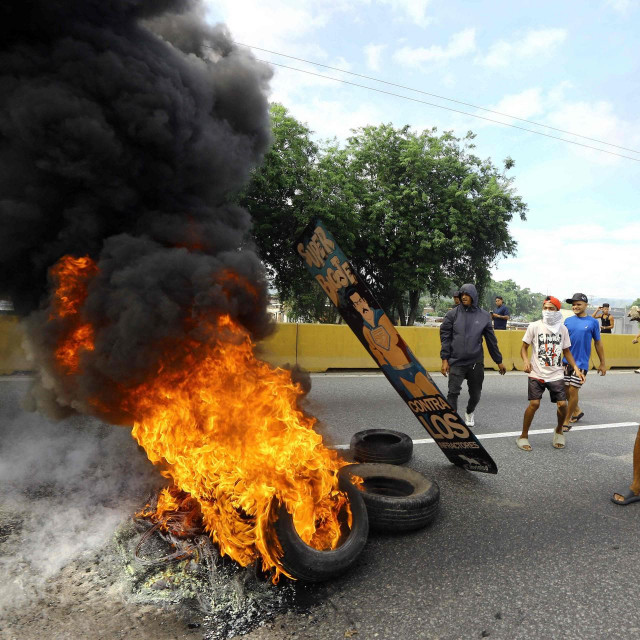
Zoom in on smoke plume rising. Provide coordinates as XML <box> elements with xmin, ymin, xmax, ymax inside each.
<box><xmin>0</xmin><ymin>0</ymin><xmax>274</xmax><ymax>420</ymax></box>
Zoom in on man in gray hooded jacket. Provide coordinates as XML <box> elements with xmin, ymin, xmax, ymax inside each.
<box><xmin>440</xmin><ymin>283</ymin><xmax>506</xmax><ymax>427</ymax></box>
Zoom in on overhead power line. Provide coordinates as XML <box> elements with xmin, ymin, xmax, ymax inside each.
<box><xmin>253</xmin><ymin>58</ymin><xmax>639</xmax><ymax>163</ymax></box>
<box><xmin>235</xmin><ymin>41</ymin><xmax>640</xmax><ymax>157</ymax></box>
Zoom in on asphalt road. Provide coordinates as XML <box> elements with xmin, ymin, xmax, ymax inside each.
<box><xmin>1</xmin><ymin>371</ymin><xmax>639</xmax><ymax>640</ymax></box>
<box><xmin>288</xmin><ymin>370</ymin><xmax>640</xmax><ymax>640</ymax></box>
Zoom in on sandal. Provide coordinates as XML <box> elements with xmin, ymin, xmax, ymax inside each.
<box><xmin>611</xmin><ymin>488</ymin><xmax>640</xmax><ymax>505</ymax></box>
<box><xmin>569</xmin><ymin>412</ymin><xmax>584</xmax><ymax>424</ymax></box>
<box><xmin>516</xmin><ymin>437</ymin><xmax>532</xmax><ymax>451</ymax></box>
<box><xmin>552</xmin><ymin>431</ymin><xmax>565</xmax><ymax>449</ymax></box>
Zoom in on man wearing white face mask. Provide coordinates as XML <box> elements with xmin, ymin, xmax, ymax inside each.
<box><xmin>516</xmin><ymin>296</ymin><xmax>585</xmax><ymax>451</ymax></box>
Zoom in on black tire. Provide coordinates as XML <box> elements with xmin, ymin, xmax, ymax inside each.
<box><xmin>350</xmin><ymin>429</ymin><xmax>413</xmax><ymax>465</ymax></box>
<box><xmin>339</xmin><ymin>463</ymin><xmax>439</xmax><ymax>533</ymax></box>
<box><xmin>273</xmin><ymin>474</ymin><xmax>369</xmax><ymax>582</ymax></box>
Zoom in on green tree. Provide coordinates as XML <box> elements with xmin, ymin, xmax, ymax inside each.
<box><xmin>481</xmin><ymin>279</ymin><xmax>546</xmax><ymax>321</ymax></box>
<box><xmin>331</xmin><ymin>125</ymin><xmax>527</xmax><ymax>324</ymax></box>
<box><xmin>237</xmin><ymin>104</ymin><xmax>341</xmax><ymax>322</ymax></box>
<box><xmin>630</xmin><ymin>297</ymin><xmax>640</xmax><ymax>307</ymax></box>
<box><xmin>241</xmin><ymin>110</ymin><xmax>528</xmax><ymax>325</ymax></box>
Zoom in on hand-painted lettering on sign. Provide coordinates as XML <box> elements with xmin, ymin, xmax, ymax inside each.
<box><xmin>295</xmin><ymin>219</ymin><xmax>497</xmax><ymax>474</ymax></box>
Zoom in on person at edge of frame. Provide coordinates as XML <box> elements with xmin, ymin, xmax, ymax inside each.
<box><xmin>491</xmin><ymin>295</ymin><xmax>510</xmax><ymax>330</ymax></box>
<box><xmin>562</xmin><ymin>292</ymin><xmax>607</xmax><ymax>432</ymax></box>
<box><xmin>516</xmin><ymin>296</ymin><xmax>585</xmax><ymax>451</ymax></box>
<box><xmin>592</xmin><ymin>302</ymin><xmax>614</xmax><ymax>334</ymax></box>
<box><xmin>633</xmin><ymin>329</ymin><xmax>640</xmax><ymax>374</ymax></box>
<box><xmin>439</xmin><ymin>283</ymin><xmax>506</xmax><ymax>428</ymax></box>
<box><xmin>612</xmin><ymin>426</ymin><xmax>640</xmax><ymax>505</ymax></box>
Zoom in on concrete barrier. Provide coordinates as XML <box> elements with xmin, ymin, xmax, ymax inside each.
<box><xmin>0</xmin><ymin>316</ymin><xmax>31</xmax><ymax>374</ymax></box>
<box><xmin>2</xmin><ymin>319</ymin><xmax>639</xmax><ymax>374</ymax></box>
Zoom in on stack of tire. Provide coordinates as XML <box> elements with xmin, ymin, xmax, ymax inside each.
<box><xmin>345</xmin><ymin>429</ymin><xmax>439</xmax><ymax>533</ymax></box>
<box><xmin>273</xmin><ymin>429</ymin><xmax>439</xmax><ymax>581</ymax></box>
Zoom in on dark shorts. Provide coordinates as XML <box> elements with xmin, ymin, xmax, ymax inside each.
<box><xmin>563</xmin><ymin>363</ymin><xmax>588</xmax><ymax>388</ymax></box>
<box><xmin>528</xmin><ymin>377</ymin><xmax>567</xmax><ymax>402</ymax></box>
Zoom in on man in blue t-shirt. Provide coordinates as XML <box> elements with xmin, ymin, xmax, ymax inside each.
<box><xmin>491</xmin><ymin>296</ymin><xmax>510</xmax><ymax>330</ymax></box>
<box><xmin>562</xmin><ymin>292</ymin><xmax>607</xmax><ymax>432</ymax></box>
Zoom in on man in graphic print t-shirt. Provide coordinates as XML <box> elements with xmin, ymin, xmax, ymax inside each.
<box><xmin>516</xmin><ymin>296</ymin><xmax>585</xmax><ymax>451</ymax></box>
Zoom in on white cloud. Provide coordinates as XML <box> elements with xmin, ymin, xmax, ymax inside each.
<box><xmin>286</xmin><ymin>97</ymin><xmax>383</xmax><ymax>141</ymax></box>
<box><xmin>490</xmin><ymin>88</ymin><xmax>545</xmax><ymax>120</ymax></box>
<box><xmin>605</xmin><ymin>0</ymin><xmax>637</xmax><ymax>13</ymax></box>
<box><xmin>492</xmin><ymin>222</ymin><xmax>640</xmax><ymax>299</ymax></box>
<box><xmin>377</xmin><ymin>0</ymin><xmax>434</xmax><ymax>27</ymax></box>
<box><xmin>365</xmin><ymin>43</ymin><xmax>387</xmax><ymax>71</ymax></box>
<box><xmin>440</xmin><ymin>81</ymin><xmax>640</xmax><ymax>167</ymax></box>
<box><xmin>204</xmin><ymin>0</ymin><xmax>350</xmax><ymax>49</ymax></box>
<box><xmin>393</xmin><ymin>28</ymin><xmax>476</xmax><ymax>68</ymax></box>
<box><xmin>478</xmin><ymin>28</ymin><xmax>567</xmax><ymax>68</ymax></box>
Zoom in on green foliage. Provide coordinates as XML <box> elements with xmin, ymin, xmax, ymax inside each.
<box><xmin>631</xmin><ymin>298</ymin><xmax>640</xmax><ymax>307</ymax></box>
<box><xmin>240</xmin><ymin>106</ymin><xmax>528</xmax><ymax>325</ymax></box>
<box><xmin>481</xmin><ymin>279</ymin><xmax>546</xmax><ymax>321</ymax></box>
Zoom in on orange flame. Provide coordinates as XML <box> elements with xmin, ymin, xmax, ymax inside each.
<box><xmin>49</xmin><ymin>255</ymin><xmax>348</xmax><ymax>581</ymax></box>
<box><xmin>50</xmin><ymin>256</ymin><xmax>97</xmax><ymax>373</ymax></box>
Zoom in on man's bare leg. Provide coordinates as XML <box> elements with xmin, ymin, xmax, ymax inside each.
<box><xmin>518</xmin><ymin>399</ymin><xmax>539</xmax><ymax>450</ymax></box>
<box><xmin>563</xmin><ymin>385</ymin><xmax>579</xmax><ymax>431</ymax></box>
<box><xmin>571</xmin><ymin>402</ymin><xmax>583</xmax><ymax>421</ymax></box>
<box><xmin>613</xmin><ymin>426</ymin><xmax>640</xmax><ymax>501</ymax></box>
<box><xmin>556</xmin><ymin>401</ymin><xmax>569</xmax><ymax>434</ymax></box>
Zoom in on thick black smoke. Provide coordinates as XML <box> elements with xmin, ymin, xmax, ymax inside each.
<box><xmin>0</xmin><ymin>0</ymin><xmax>275</xmax><ymax>420</ymax></box>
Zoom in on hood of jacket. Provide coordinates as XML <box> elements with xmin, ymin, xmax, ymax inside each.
<box><xmin>458</xmin><ymin>283</ymin><xmax>478</xmax><ymax>308</ymax></box>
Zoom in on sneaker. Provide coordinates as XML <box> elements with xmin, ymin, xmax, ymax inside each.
<box><xmin>635</xmin><ymin>369</ymin><xmax>640</xmax><ymax>374</ymax></box>
<box><xmin>465</xmin><ymin>412</ymin><xmax>475</xmax><ymax>427</ymax></box>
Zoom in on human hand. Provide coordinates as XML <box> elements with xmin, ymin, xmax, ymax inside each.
<box><xmin>633</xmin><ymin>339</ymin><xmax>638</xmax><ymax>344</ymax></box>
<box><xmin>441</xmin><ymin>360</ymin><xmax>450</xmax><ymax>377</ymax></box>
<box><xmin>598</xmin><ymin>364</ymin><xmax>607</xmax><ymax>376</ymax></box>
<box><xmin>498</xmin><ymin>363</ymin><xmax>507</xmax><ymax>375</ymax></box>
<box><xmin>523</xmin><ymin>361</ymin><xmax>532</xmax><ymax>373</ymax></box>
<box><xmin>577</xmin><ymin>369</ymin><xmax>587</xmax><ymax>383</ymax></box>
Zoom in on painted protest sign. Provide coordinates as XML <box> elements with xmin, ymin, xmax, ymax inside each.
<box><xmin>296</xmin><ymin>219</ymin><xmax>497</xmax><ymax>474</ymax></box>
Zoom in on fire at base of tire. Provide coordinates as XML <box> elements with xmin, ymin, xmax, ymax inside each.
<box><xmin>339</xmin><ymin>463</ymin><xmax>440</xmax><ymax>532</ymax></box>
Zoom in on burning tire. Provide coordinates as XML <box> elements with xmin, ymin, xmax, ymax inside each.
<box><xmin>339</xmin><ymin>463</ymin><xmax>439</xmax><ymax>533</ymax></box>
<box><xmin>350</xmin><ymin>429</ymin><xmax>413</xmax><ymax>465</ymax></box>
<box><xmin>274</xmin><ymin>474</ymin><xmax>369</xmax><ymax>582</ymax></box>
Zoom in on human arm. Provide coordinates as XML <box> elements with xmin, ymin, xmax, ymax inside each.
<box><xmin>483</xmin><ymin>318</ymin><xmax>505</xmax><ymax>374</ymax></box>
<box><xmin>633</xmin><ymin>331</ymin><xmax>640</xmax><ymax>344</ymax></box>
<box><xmin>439</xmin><ymin>310</ymin><xmax>454</xmax><ymax>375</ymax></box>
<box><xmin>562</xmin><ymin>348</ymin><xmax>586</xmax><ymax>383</ymax></box>
<box><xmin>594</xmin><ymin>339</ymin><xmax>607</xmax><ymax>376</ymax></box>
<box><xmin>609</xmin><ymin>316</ymin><xmax>614</xmax><ymax>331</ymax></box>
<box><xmin>521</xmin><ymin>341</ymin><xmax>532</xmax><ymax>373</ymax></box>
<box><xmin>592</xmin><ymin>307</ymin><xmax>603</xmax><ymax>318</ymax></box>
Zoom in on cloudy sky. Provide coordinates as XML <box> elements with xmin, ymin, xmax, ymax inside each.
<box><xmin>205</xmin><ymin>0</ymin><xmax>640</xmax><ymax>301</ymax></box>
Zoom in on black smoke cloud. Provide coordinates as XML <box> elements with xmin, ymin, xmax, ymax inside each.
<box><xmin>0</xmin><ymin>0</ymin><xmax>275</xmax><ymax>420</ymax></box>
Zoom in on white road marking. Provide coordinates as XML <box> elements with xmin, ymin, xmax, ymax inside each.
<box><xmin>331</xmin><ymin>422</ymin><xmax>639</xmax><ymax>449</ymax></box>
<box><xmin>313</xmin><ymin>369</ymin><xmax>638</xmax><ymax>378</ymax></box>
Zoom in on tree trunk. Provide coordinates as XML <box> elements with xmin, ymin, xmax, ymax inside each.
<box><xmin>396</xmin><ymin>299</ymin><xmax>406</xmax><ymax>326</ymax></box>
<box><xmin>407</xmin><ymin>290</ymin><xmax>421</xmax><ymax>326</ymax></box>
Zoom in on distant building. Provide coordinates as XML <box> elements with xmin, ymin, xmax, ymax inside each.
<box><xmin>267</xmin><ymin>293</ymin><xmax>288</xmax><ymax>323</ymax></box>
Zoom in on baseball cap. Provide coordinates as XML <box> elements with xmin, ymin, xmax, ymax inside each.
<box><xmin>544</xmin><ymin>296</ymin><xmax>562</xmax><ymax>310</ymax></box>
<box><xmin>565</xmin><ymin>292</ymin><xmax>588</xmax><ymax>304</ymax></box>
